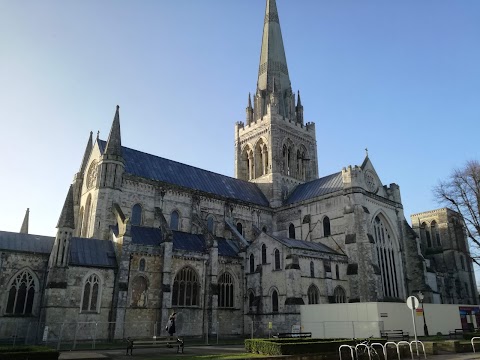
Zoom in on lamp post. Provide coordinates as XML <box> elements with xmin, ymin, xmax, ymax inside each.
<box><xmin>418</xmin><ymin>291</ymin><xmax>429</xmax><ymax>337</ymax></box>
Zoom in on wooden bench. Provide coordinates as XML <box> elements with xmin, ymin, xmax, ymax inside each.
<box><xmin>129</xmin><ymin>336</ymin><xmax>184</xmax><ymax>353</ymax></box>
<box><xmin>380</xmin><ymin>329</ymin><xmax>409</xmax><ymax>341</ymax></box>
<box><xmin>274</xmin><ymin>332</ymin><xmax>312</xmax><ymax>338</ymax></box>
<box><xmin>449</xmin><ymin>329</ymin><xmax>464</xmax><ymax>339</ymax></box>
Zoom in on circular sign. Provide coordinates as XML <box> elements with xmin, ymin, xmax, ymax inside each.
<box><xmin>406</xmin><ymin>296</ymin><xmax>419</xmax><ymax>310</ymax></box>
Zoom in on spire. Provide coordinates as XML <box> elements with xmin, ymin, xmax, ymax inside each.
<box><xmin>246</xmin><ymin>93</ymin><xmax>254</xmax><ymax>125</ymax></box>
<box><xmin>297</xmin><ymin>90</ymin><xmax>302</xmax><ymax>107</ymax></box>
<box><xmin>248</xmin><ymin>93</ymin><xmax>252</xmax><ymax>108</ymax></box>
<box><xmin>20</xmin><ymin>208</ymin><xmax>29</xmax><ymax>234</ymax></box>
<box><xmin>296</xmin><ymin>90</ymin><xmax>303</xmax><ymax>124</ymax></box>
<box><xmin>257</xmin><ymin>0</ymin><xmax>291</xmax><ymax>95</ymax></box>
<box><xmin>104</xmin><ymin>105</ymin><xmax>122</xmax><ymax>158</ymax></box>
<box><xmin>57</xmin><ymin>185</ymin><xmax>75</xmax><ymax>229</ymax></box>
<box><xmin>79</xmin><ymin>131</ymin><xmax>93</xmax><ymax>174</ymax></box>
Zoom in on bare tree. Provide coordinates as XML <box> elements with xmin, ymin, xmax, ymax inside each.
<box><xmin>434</xmin><ymin>160</ymin><xmax>480</xmax><ymax>266</ymax></box>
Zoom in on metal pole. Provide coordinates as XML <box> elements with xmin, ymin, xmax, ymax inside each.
<box><xmin>410</xmin><ymin>297</ymin><xmax>420</xmax><ymax>359</ymax></box>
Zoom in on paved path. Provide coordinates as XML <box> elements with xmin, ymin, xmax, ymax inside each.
<box><xmin>59</xmin><ymin>345</ymin><xmax>480</xmax><ymax>360</ymax></box>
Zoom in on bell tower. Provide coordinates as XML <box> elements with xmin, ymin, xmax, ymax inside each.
<box><xmin>234</xmin><ymin>0</ymin><xmax>318</xmax><ymax>207</ymax></box>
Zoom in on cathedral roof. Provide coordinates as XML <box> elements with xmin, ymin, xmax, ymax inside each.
<box><xmin>285</xmin><ymin>172</ymin><xmax>343</xmax><ymax>204</ymax></box>
<box><xmin>98</xmin><ymin>140</ymin><xmax>269</xmax><ymax>206</ymax></box>
<box><xmin>69</xmin><ymin>237</ymin><xmax>117</xmax><ymax>268</ymax></box>
<box><xmin>127</xmin><ymin>226</ymin><xmax>240</xmax><ymax>257</ymax></box>
<box><xmin>271</xmin><ymin>234</ymin><xmax>344</xmax><ymax>256</ymax></box>
<box><xmin>0</xmin><ymin>230</ymin><xmax>54</xmax><ymax>254</ymax></box>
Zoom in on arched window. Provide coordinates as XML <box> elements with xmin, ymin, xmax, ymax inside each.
<box><xmin>218</xmin><ymin>272</ymin><xmax>234</xmax><ymax>308</ymax></box>
<box><xmin>5</xmin><ymin>270</ymin><xmax>36</xmax><ymax>315</ymax></box>
<box><xmin>207</xmin><ymin>216</ymin><xmax>214</xmax><ymax>233</ymax></box>
<box><xmin>374</xmin><ymin>215</ymin><xmax>402</xmax><ymax>299</ymax></box>
<box><xmin>272</xmin><ymin>290</ymin><xmax>279</xmax><ymax>313</ymax></box>
<box><xmin>308</xmin><ymin>285</ymin><xmax>319</xmax><ymax>304</ymax></box>
<box><xmin>274</xmin><ymin>249</ymin><xmax>281</xmax><ymax>270</ymax></box>
<box><xmin>323</xmin><ymin>216</ymin><xmax>331</xmax><ymax>237</ymax></box>
<box><xmin>261</xmin><ymin>244</ymin><xmax>267</xmax><ymax>264</ymax></box>
<box><xmin>248</xmin><ymin>292</ymin><xmax>255</xmax><ymax>309</ymax></box>
<box><xmin>81</xmin><ymin>274</ymin><xmax>100</xmax><ymax>312</ymax></box>
<box><xmin>262</xmin><ymin>226</ymin><xmax>267</xmax><ymax>233</ymax></box>
<box><xmin>431</xmin><ymin>221</ymin><xmax>441</xmax><ymax>246</ymax></box>
<box><xmin>78</xmin><ymin>206</ymin><xmax>84</xmax><ymax>236</ymax></box>
<box><xmin>82</xmin><ymin>194</ymin><xmax>92</xmax><ymax>237</ymax></box>
<box><xmin>249</xmin><ymin>254</ymin><xmax>255</xmax><ymax>273</ymax></box>
<box><xmin>336</xmin><ymin>264</ymin><xmax>340</xmax><ymax>279</ymax></box>
<box><xmin>334</xmin><ymin>286</ymin><xmax>346</xmax><ymax>303</ymax></box>
<box><xmin>172</xmin><ymin>267</ymin><xmax>199</xmax><ymax>307</ymax></box>
<box><xmin>139</xmin><ymin>258</ymin><xmax>146</xmax><ymax>271</ymax></box>
<box><xmin>131</xmin><ymin>276</ymin><xmax>148</xmax><ymax>307</ymax></box>
<box><xmin>425</xmin><ymin>229</ymin><xmax>432</xmax><ymax>248</ymax></box>
<box><xmin>131</xmin><ymin>204</ymin><xmax>142</xmax><ymax>226</ymax></box>
<box><xmin>310</xmin><ymin>261</ymin><xmax>314</xmax><ymax>278</ymax></box>
<box><xmin>170</xmin><ymin>210</ymin><xmax>179</xmax><ymax>230</ymax></box>
<box><xmin>288</xmin><ymin>223</ymin><xmax>295</xmax><ymax>239</ymax></box>
<box><xmin>236</xmin><ymin>222</ymin><xmax>243</xmax><ymax>235</ymax></box>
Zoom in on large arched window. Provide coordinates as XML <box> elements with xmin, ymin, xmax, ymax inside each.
<box><xmin>323</xmin><ymin>216</ymin><xmax>331</xmax><ymax>237</ymax></box>
<box><xmin>310</xmin><ymin>261</ymin><xmax>314</xmax><ymax>278</ymax></box>
<box><xmin>272</xmin><ymin>290</ymin><xmax>279</xmax><ymax>313</ymax></box>
<box><xmin>170</xmin><ymin>210</ymin><xmax>179</xmax><ymax>230</ymax></box>
<box><xmin>81</xmin><ymin>273</ymin><xmax>100</xmax><ymax>312</ymax></box>
<box><xmin>431</xmin><ymin>221</ymin><xmax>441</xmax><ymax>246</ymax></box>
<box><xmin>334</xmin><ymin>286</ymin><xmax>346</xmax><ymax>303</ymax></box>
<box><xmin>249</xmin><ymin>254</ymin><xmax>255</xmax><ymax>273</ymax></box>
<box><xmin>236</xmin><ymin>222</ymin><xmax>243</xmax><ymax>235</ymax></box>
<box><xmin>5</xmin><ymin>269</ymin><xmax>36</xmax><ymax>315</ymax></box>
<box><xmin>82</xmin><ymin>194</ymin><xmax>92</xmax><ymax>237</ymax></box>
<box><xmin>218</xmin><ymin>272</ymin><xmax>234</xmax><ymax>308</ymax></box>
<box><xmin>374</xmin><ymin>215</ymin><xmax>402</xmax><ymax>299</ymax></box>
<box><xmin>336</xmin><ymin>264</ymin><xmax>340</xmax><ymax>279</ymax></box>
<box><xmin>131</xmin><ymin>276</ymin><xmax>148</xmax><ymax>307</ymax></box>
<box><xmin>274</xmin><ymin>249</ymin><xmax>281</xmax><ymax>270</ymax></box>
<box><xmin>172</xmin><ymin>267</ymin><xmax>199</xmax><ymax>307</ymax></box>
<box><xmin>288</xmin><ymin>223</ymin><xmax>295</xmax><ymax>239</ymax></box>
<box><xmin>131</xmin><ymin>204</ymin><xmax>142</xmax><ymax>226</ymax></box>
<box><xmin>207</xmin><ymin>216</ymin><xmax>214</xmax><ymax>233</ymax></box>
<box><xmin>261</xmin><ymin>244</ymin><xmax>267</xmax><ymax>264</ymax></box>
<box><xmin>308</xmin><ymin>285</ymin><xmax>319</xmax><ymax>304</ymax></box>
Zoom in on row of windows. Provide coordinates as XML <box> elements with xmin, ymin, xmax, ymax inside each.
<box><xmin>288</xmin><ymin>217</ymin><xmax>331</xmax><ymax>239</ymax></box>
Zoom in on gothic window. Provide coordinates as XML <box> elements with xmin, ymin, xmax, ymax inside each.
<box><xmin>374</xmin><ymin>215</ymin><xmax>402</xmax><ymax>299</ymax></box>
<box><xmin>310</xmin><ymin>261</ymin><xmax>314</xmax><ymax>278</ymax></box>
<box><xmin>261</xmin><ymin>244</ymin><xmax>267</xmax><ymax>264</ymax></box>
<box><xmin>336</xmin><ymin>264</ymin><xmax>340</xmax><ymax>279</ymax></box>
<box><xmin>254</xmin><ymin>139</ymin><xmax>268</xmax><ymax>178</ymax></box>
<box><xmin>5</xmin><ymin>269</ymin><xmax>36</xmax><ymax>315</ymax></box>
<box><xmin>425</xmin><ymin>229</ymin><xmax>432</xmax><ymax>248</ymax></box>
<box><xmin>308</xmin><ymin>285</ymin><xmax>319</xmax><ymax>304</ymax></box>
<box><xmin>86</xmin><ymin>160</ymin><xmax>98</xmax><ymax>189</ymax></box>
<box><xmin>274</xmin><ymin>249</ymin><xmax>281</xmax><ymax>270</ymax></box>
<box><xmin>207</xmin><ymin>216</ymin><xmax>214</xmax><ymax>233</ymax></box>
<box><xmin>249</xmin><ymin>254</ymin><xmax>255</xmax><ymax>273</ymax></box>
<box><xmin>262</xmin><ymin>226</ymin><xmax>267</xmax><ymax>233</ymax></box>
<box><xmin>130</xmin><ymin>276</ymin><xmax>148</xmax><ymax>307</ymax></box>
<box><xmin>420</xmin><ymin>222</ymin><xmax>428</xmax><ymax>247</ymax></box>
<box><xmin>282</xmin><ymin>145</ymin><xmax>287</xmax><ymax>175</ymax></box>
<box><xmin>334</xmin><ymin>286</ymin><xmax>346</xmax><ymax>303</ymax></box>
<box><xmin>131</xmin><ymin>204</ymin><xmax>142</xmax><ymax>226</ymax></box>
<box><xmin>82</xmin><ymin>194</ymin><xmax>92</xmax><ymax>237</ymax></box>
<box><xmin>431</xmin><ymin>221</ymin><xmax>440</xmax><ymax>246</ymax></box>
<box><xmin>324</xmin><ymin>260</ymin><xmax>331</xmax><ymax>274</ymax></box>
<box><xmin>81</xmin><ymin>273</ymin><xmax>100</xmax><ymax>312</ymax></box>
<box><xmin>218</xmin><ymin>272</ymin><xmax>234</xmax><ymax>308</ymax></box>
<box><xmin>272</xmin><ymin>290</ymin><xmax>279</xmax><ymax>313</ymax></box>
<box><xmin>248</xmin><ymin>291</ymin><xmax>255</xmax><ymax>309</ymax></box>
<box><xmin>172</xmin><ymin>267</ymin><xmax>199</xmax><ymax>307</ymax></box>
<box><xmin>323</xmin><ymin>217</ymin><xmax>331</xmax><ymax>237</ymax></box>
<box><xmin>170</xmin><ymin>210</ymin><xmax>179</xmax><ymax>230</ymax></box>
<box><xmin>139</xmin><ymin>258</ymin><xmax>146</xmax><ymax>272</ymax></box>
<box><xmin>288</xmin><ymin>223</ymin><xmax>295</xmax><ymax>239</ymax></box>
<box><xmin>78</xmin><ymin>207</ymin><xmax>84</xmax><ymax>236</ymax></box>
<box><xmin>236</xmin><ymin>222</ymin><xmax>243</xmax><ymax>235</ymax></box>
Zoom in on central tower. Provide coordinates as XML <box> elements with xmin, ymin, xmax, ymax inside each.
<box><xmin>235</xmin><ymin>0</ymin><xmax>318</xmax><ymax>207</ymax></box>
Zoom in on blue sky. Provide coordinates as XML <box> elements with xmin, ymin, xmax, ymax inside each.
<box><xmin>1</xmin><ymin>0</ymin><xmax>479</xmax><ymax>253</ymax></box>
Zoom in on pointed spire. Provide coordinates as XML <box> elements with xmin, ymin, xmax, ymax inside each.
<box><xmin>297</xmin><ymin>90</ymin><xmax>302</xmax><ymax>107</ymax></box>
<box><xmin>20</xmin><ymin>208</ymin><xmax>29</xmax><ymax>234</ymax></box>
<box><xmin>104</xmin><ymin>105</ymin><xmax>122</xmax><ymax>157</ymax></box>
<box><xmin>57</xmin><ymin>185</ymin><xmax>75</xmax><ymax>229</ymax></box>
<box><xmin>246</xmin><ymin>93</ymin><xmax>254</xmax><ymax>125</ymax></box>
<box><xmin>296</xmin><ymin>90</ymin><xmax>304</xmax><ymax>124</ymax></box>
<box><xmin>79</xmin><ymin>131</ymin><xmax>93</xmax><ymax>174</ymax></box>
<box><xmin>257</xmin><ymin>0</ymin><xmax>291</xmax><ymax>95</ymax></box>
<box><xmin>248</xmin><ymin>93</ymin><xmax>252</xmax><ymax>108</ymax></box>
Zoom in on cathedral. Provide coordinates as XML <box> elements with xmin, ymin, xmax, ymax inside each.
<box><xmin>0</xmin><ymin>0</ymin><xmax>477</xmax><ymax>342</ymax></box>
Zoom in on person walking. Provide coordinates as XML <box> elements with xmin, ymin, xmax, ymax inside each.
<box><xmin>125</xmin><ymin>337</ymin><xmax>134</xmax><ymax>356</ymax></box>
<box><xmin>165</xmin><ymin>312</ymin><xmax>176</xmax><ymax>348</ymax></box>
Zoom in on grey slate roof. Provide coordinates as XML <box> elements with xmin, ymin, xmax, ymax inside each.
<box><xmin>69</xmin><ymin>237</ymin><xmax>117</xmax><ymax>268</ymax></box>
<box><xmin>272</xmin><ymin>234</ymin><xmax>344</xmax><ymax>256</ymax></box>
<box><xmin>285</xmin><ymin>172</ymin><xmax>343</xmax><ymax>204</ymax></box>
<box><xmin>127</xmin><ymin>226</ymin><xmax>240</xmax><ymax>257</ymax></box>
<box><xmin>0</xmin><ymin>231</ymin><xmax>54</xmax><ymax>254</ymax></box>
<box><xmin>98</xmin><ymin>141</ymin><xmax>269</xmax><ymax>206</ymax></box>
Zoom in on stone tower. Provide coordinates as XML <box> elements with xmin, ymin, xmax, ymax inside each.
<box><xmin>234</xmin><ymin>0</ymin><xmax>318</xmax><ymax>207</ymax></box>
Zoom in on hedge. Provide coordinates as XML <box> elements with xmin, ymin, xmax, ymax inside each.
<box><xmin>245</xmin><ymin>338</ymin><xmax>365</xmax><ymax>355</ymax></box>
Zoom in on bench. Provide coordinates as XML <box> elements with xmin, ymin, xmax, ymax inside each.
<box><xmin>449</xmin><ymin>329</ymin><xmax>464</xmax><ymax>339</ymax></box>
<box><xmin>128</xmin><ymin>336</ymin><xmax>184</xmax><ymax>353</ymax></box>
<box><xmin>274</xmin><ymin>332</ymin><xmax>312</xmax><ymax>338</ymax></box>
<box><xmin>380</xmin><ymin>330</ymin><xmax>409</xmax><ymax>341</ymax></box>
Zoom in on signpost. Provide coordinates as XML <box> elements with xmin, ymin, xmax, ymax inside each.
<box><xmin>406</xmin><ymin>295</ymin><xmax>420</xmax><ymax>359</ymax></box>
